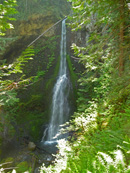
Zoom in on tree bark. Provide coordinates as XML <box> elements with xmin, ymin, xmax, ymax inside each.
<box><xmin>119</xmin><ymin>0</ymin><xmax>125</xmax><ymax>76</ymax></box>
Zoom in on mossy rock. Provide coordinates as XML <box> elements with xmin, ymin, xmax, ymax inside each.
<box><xmin>16</xmin><ymin>161</ymin><xmax>31</xmax><ymax>173</ymax></box>
<box><xmin>0</xmin><ymin>157</ymin><xmax>14</xmax><ymax>169</ymax></box>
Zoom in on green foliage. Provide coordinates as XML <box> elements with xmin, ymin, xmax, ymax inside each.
<box><xmin>41</xmin><ymin>101</ymin><xmax>130</xmax><ymax>172</ymax></box>
<box><xmin>0</xmin><ymin>1</ymin><xmax>129</xmax><ymax>172</ymax></box>
<box><xmin>0</xmin><ymin>90</ymin><xmax>19</xmax><ymax>106</ymax></box>
<box><xmin>16</xmin><ymin>161</ymin><xmax>31</xmax><ymax>173</ymax></box>
<box><xmin>13</xmin><ymin>46</ymin><xmax>34</xmax><ymax>73</ymax></box>
<box><xmin>15</xmin><ymin>0</ymin><xmax>70</xmax><ymax>20</ymax></box>
<box><xmin>0</xmin><ymin>0</ymin><xmax>17</xmax><ymax>36</ymax></box>
<box><xmin>0</xmin><ymin>157</ymin><xmax>15</xmax><ymax>173</ymax></box>
<box><xmin>45</xmin><ymin>55</ymin><xmax>60</xmax><ymax>91</ymax></box>
<box><xmin>65</xmin><ymin>149</ymin><xmax>130</xmax><ymax>173</ymax></box>
<box><xmin>68</xmin><ymin>0</ymin><xmax>129</xmax><ymax>113</ymax></box>
<box><xmin>0</xmin><ymin>46</ymin><xmax>34</xmax><ymax>77</ymax></box>
<box><xmin>15</xmin><ymin>93</ymin><xmax>47</xmax><ymax>140</ymax></box>
<box><xmin>34</xmin><ymin>36</ymin><xmax>58</xmax><ymax>55</ymax></box>
<box><xmin>0</xmin><ymin>46</ymin><xmax>35</xmax><ymax>151</ymax></box>
<box><xmin>40</xmin><ymin>0</ymin><xmax>130</xmax><ymax>172</ymax></box>
<box><xmin>47</xmin><ymin>55</ymin><xmax>55</xmax><ymax>70</ymax></box>
<box><xmin>0</xmin><ymin>37</ymin><xmax>18</xmax><ymax>54</ymax></box>
<box><xmin>16</xmin><ymin>109</ymin><xmax>45</xmax><ymax>140</ymax></box>
<box><xmin>18</xmin><ymin>94</ymin><xmax>42</xmax><ymax>109</ymax></box>
<box><xmin>66</xmin><ymin>55</ymin><xmax>78</xmax><ymax>88</ymax></box>
<box><xmin>31</xmin><ymin>36</ymin><xmax>58</xmax><ymax>82</ymax></box>
<box><xmin>0</xmin><ymin>46</ymin><xmax>34</xmax><ymax>106</ymax></box>
<box><xmin>34</xmin><ymin>70</ymin><xmax>45</xmax><ymax>82</ymax></box>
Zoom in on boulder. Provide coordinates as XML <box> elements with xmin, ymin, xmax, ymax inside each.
<box><xmin>28</xmin><ymin>142</ymin><xmax>36</xmax><ymax>151</ymax></box>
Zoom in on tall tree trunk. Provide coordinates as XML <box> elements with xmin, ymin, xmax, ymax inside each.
<box><xmin>26</xmin><ymin>0</ymin><xmax>28</xmax><ymax>12</ymax></box>
<box><xmin>119</xmin><ymin>0</ymin><xmax>125</xmax><ymax>76</ymax></box>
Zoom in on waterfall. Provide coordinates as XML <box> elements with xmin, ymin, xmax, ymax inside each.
<box><xmin>46</xmin><ymin>19</ymin><xmax>70</xmax><ymax>141</ymax></box>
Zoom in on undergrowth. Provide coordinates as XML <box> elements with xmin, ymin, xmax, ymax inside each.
<box><xmin>40</xmin><ymin>0</ymin><xmax>130</xmax><ymax>171</ymax></box>
<box><xmin>40</xmin><ymin>98</ymin><xmax>130</xmax><ymax>173</ymax></box>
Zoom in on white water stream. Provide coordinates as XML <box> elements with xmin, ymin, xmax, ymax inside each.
<box><xmin>43</xmin><ymin>19</ymin><xmax>70</xmax><ymax>142</ymax></box>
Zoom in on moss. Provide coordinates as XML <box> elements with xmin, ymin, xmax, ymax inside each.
<box><xmin>15</xmin><ymin>111</ymin><xmax>45</xmax><ymax>141</ymax></box>
<box><xmin>16</xmin><ymin>161</ymin><xmax>31</xmax><ymax>173</ymax></box>
<box><xmin>0</xmin><ymin>157</ymin><xmax>14</xmax><ymax>169</ymax></box>
<box><xmin>2</xmin><ymin>157</ymin><xmax>14</xmax><ymax>163</ymax></box>
<box><xmin>66</xmin><ymin>55</ymin><xmax>78</xmax><ymax>97</ymax></box>
<box><xmin>15</xmin><ymin>93</ymin><xmax>46</xmax><ymax>140</ymax></box>
<box><xmin>20</xmin><ymin>94</ymin><xmax>42</xmax><ymax>108</ymax></box>
<box><xmin>28</xmin><ymin>112</ymin><xmax>45</xmax><ymax>140</ymax></box>
<box><xmin>66</xmin><ymin>55</ymin><xmax>78</xmax><ymax>86</ymax></box>
<box><xmin>15</xmin><ymin>52</ymin><xmax>61</xmax><ymax>140</ymax></box>
<box><xmin>45</xmin><ymin>55</ymin><xmax>60</xmax><ymax>90</ymax></box>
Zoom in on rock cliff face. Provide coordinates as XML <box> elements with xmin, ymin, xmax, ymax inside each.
<box><xmin>15</xmin><ymin>14</ymin><xmax>56</xmax><ymax>36</ymax></box>
<box><xmin>0</xmin><ymin>0</ymin><xmax>85</xmax><ymax>146</ymax></box>
<box><xmin>0</xmin><ymin>0</ymin><xmax>70</xmax><ymax>58</ymax></box>
<box><xmin>0</xmin><ymin>2</ymin><xmax>87</xmax><ymax>166</ymax></box>
<box><xmin>0</xmin><ymin>0</ymin><xmax>74</xmax><ymax>143</ymax></box>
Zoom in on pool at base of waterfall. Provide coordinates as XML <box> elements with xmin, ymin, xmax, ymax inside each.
<box><xmin>39</xmin><ymin>140</ymin><xmax>58</xmax><ymax>154</ymax></box>
<box><xmin>44</xmin><ymin>140</ymin><xmax>58</xmax><ymax>145</ymax></box>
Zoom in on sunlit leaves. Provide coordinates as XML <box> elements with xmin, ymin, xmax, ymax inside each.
<box><xmin>0</xmin><ymin>0</ymin><xmax>17</xmax><ymax>35</ymax></box>
<box><xmin>0</xmin><ymin>46</ymin><xmax>34</xmax><ymax>106</ymax></box>
<box><xmin>0</xmin><ymin>46</ymin><xmax>34</xmax><ymax>77</ymax></box>
<box><xmin>41</xmin><ymin>139</ymin><xmax>71</xmax><ymax>173</ymax></box>
<box><xmin>0</xmin><ymin>90</ymin><xmax>19</xmax><ymax>106</ymax></box>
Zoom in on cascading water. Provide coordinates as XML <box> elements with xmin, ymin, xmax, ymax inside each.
<box><xmin>45</xmin><ymin>19</ymin><xmax>70</xmax><ymax>142</ymax></box>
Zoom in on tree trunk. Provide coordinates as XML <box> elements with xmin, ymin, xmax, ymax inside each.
<box><xmin>25</xmin><ymin>0</ymin><xmax>27</xmax><ymax>12</ymax></box>
<box><xmin>119</xmin><ymin>0</ymin><xmax>125</xmax><ymax>76</ymax></box>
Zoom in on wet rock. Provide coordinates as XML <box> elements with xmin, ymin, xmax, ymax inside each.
<box><xmin>28</xmin><ymin>142</ymin><xmax>36</xmax><ymax>151</ymax></box>
<box><xmin>23</xmin><ymin>136</ymin><xmax>30</xmax><ymax>144</ymax></box>
<box><xmin>34</xmin><ymin>167</ymin><xmax>40</xmax><ymax>173</ymax></box>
